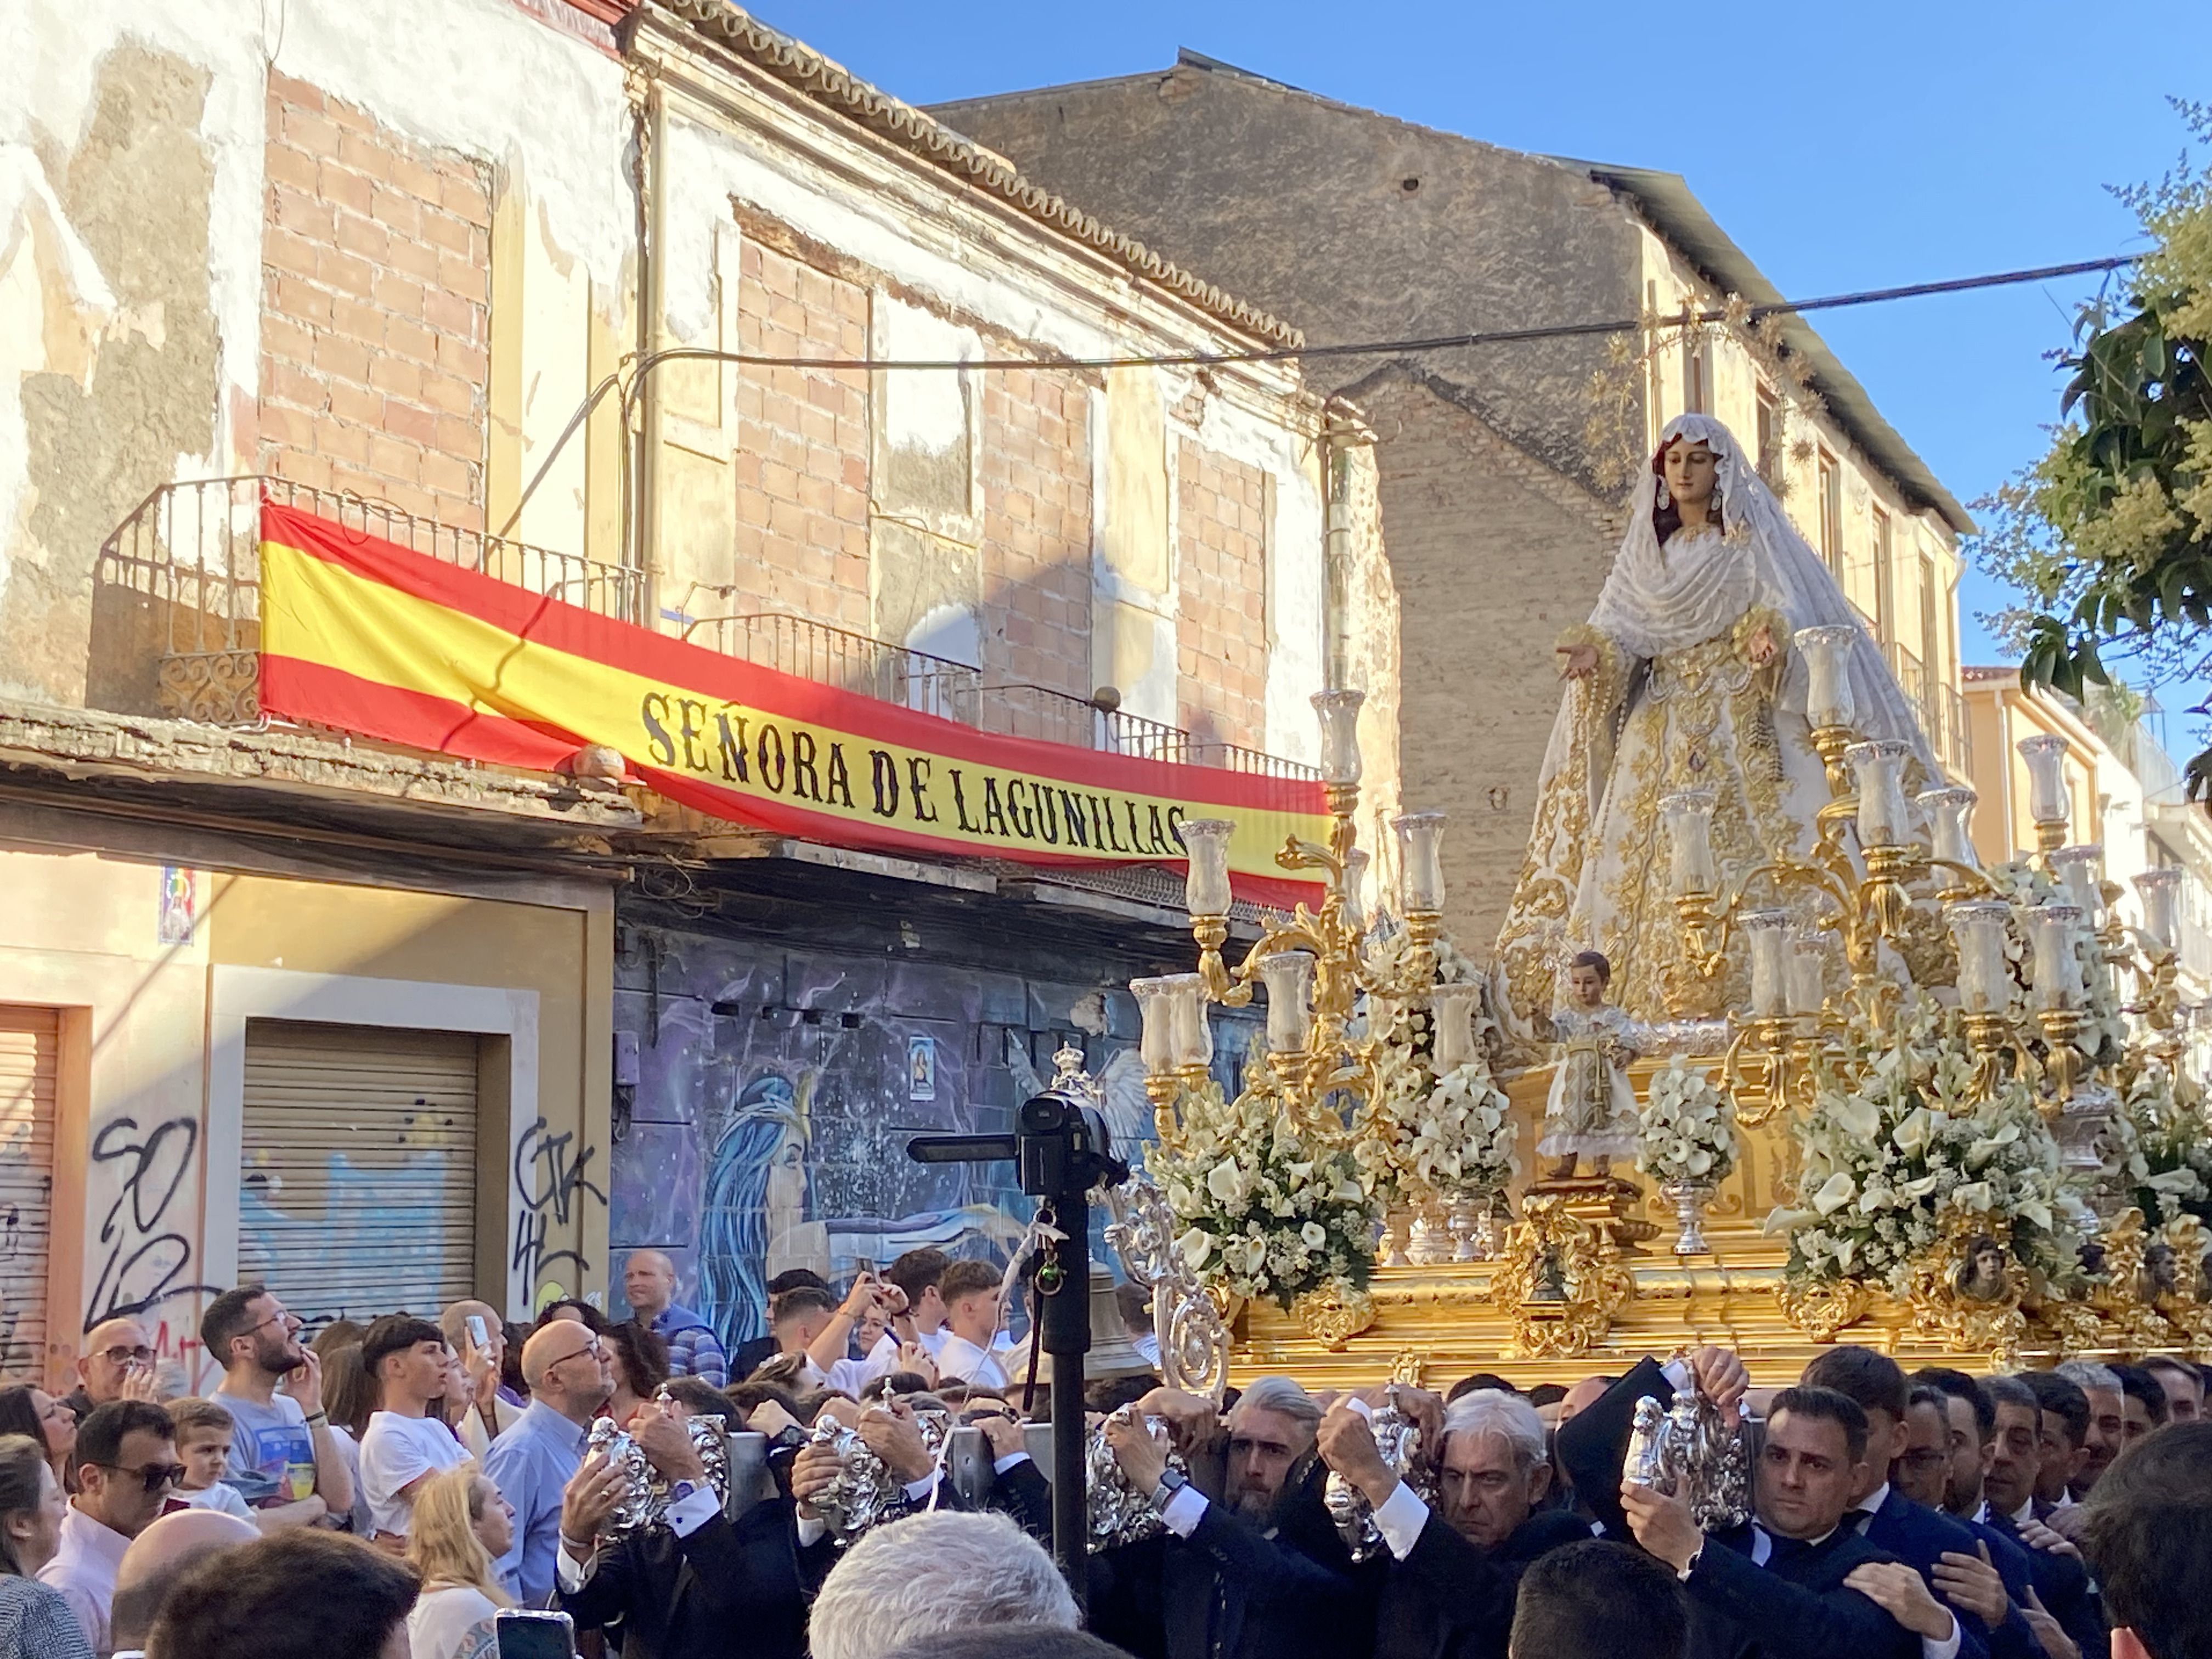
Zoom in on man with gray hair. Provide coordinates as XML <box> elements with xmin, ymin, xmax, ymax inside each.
<box><xmin>1099</xmin><ymin>1378</ymin><xmax>1364</xmax><ymax>1659</ymax></box>
<box><xmin>1320</xmin><ymin>1386</ymin><xmax>1590</xmax><ymax>1659</ymax></box>
<box><xmin>2053</xmin><ymin>1360</ymin><xmax>2125</xmax><ymax>1502</ymax></box>
<box><xmin>809</xmin><ymin>1510</ymin><xmax>1078</xmax><ymax>1659</ymax></box>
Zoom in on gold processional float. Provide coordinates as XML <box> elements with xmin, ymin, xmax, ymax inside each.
<box><xmin>1100</xmin><ymin>652</ymin><xmax>2212</xmax><ymax>1389</ymax></box>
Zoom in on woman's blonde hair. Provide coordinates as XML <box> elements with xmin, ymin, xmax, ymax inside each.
<box><xmin>404</xmin><ymin>1466</ymin><xmax>512</xmax><ymax>1606</ymax></box>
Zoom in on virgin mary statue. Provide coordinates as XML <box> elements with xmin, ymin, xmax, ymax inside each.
<box><xmin>1492</xmin><ymin>413</ymin><xmax>1933</xmax><ymax>1036</ymax></box>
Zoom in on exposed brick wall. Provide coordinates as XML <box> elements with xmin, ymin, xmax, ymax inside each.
<box><xmin>731</xmin><ymin>240</ymin><xmax>871</xmax><ymax>632</ymax></box>
<box><xmin>1175</xmin><ymin>438</ymin><xmax>1268</xmax><ymax>749</ymax></box>
<box><xmin>1355</xmin><ymin>373</ymin><xmax>1621</xmax><ymax>950</ymax></box>
<box><xmin>980</xmin><ymin>367</ymin><xmax>1092</xmax><ymax>695</ymax></box>
<box><xmin>258</xmin><ymin>71</ymin><xmax>491</xmax><ymax>528</ymax></box>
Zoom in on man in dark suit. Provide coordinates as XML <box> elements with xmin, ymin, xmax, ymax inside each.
<box><xmin>1316</xmin><ymin>1385</ymin><xmax>1591</xmax><ymax>1659</ymax></box>
<box><xmin>1097</xmin><ymin>1376</ymin><xmax>1366</xmax><ymax>1659</ymax></box>
<box><xmin>556</xmin><ymin>1396</ymin><xmax>809</xmax><ymax>1659</ymax></box>
<box><xmin>1558</xmin><ymin>1363</ymin><xmax>1926</xmax><ymax>1659</ymax></box>
<box><xmin>1802</xmin><ymin>1347</ymin><xmax>2017</xmax><ymax>1659</ymax></box>
<box><xmin>1914</xmin><ymin>1369</ymin><xmax>2103</xmax><ymax>1659</ymax></box>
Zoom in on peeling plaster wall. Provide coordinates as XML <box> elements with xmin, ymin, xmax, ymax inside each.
<box><xmin>4</xmin><ymin>0</ymin><xmax>630</xmax><ymax>708</ymax></box>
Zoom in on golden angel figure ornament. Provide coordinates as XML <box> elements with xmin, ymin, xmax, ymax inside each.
<box><xmin>1541</xmin><ymin>950</ymin><xmax>1643</xmax><ymax>1181</ymax></box>
<box><xmin>1493</xmin><ymin>414</ymin><xmax>1934</xmax><ymax>1034</ymax></box>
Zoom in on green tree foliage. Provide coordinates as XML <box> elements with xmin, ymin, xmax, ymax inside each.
<box><xmin>1974</xmin><ymin>103</ymin><xmax>2212</xmax><ymax>791</ymax></box>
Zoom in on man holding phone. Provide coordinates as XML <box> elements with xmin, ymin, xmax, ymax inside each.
<box><xmin>443</xmin><ymin>1300</ymin><xmax>524</xmax><ymax>1459</ymax></box>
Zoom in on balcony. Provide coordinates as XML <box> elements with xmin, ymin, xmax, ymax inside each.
<box><xmin>95</xmin><ymin>478</ymin><xmax>1317</xmax><ymax>781</ymax></box>
<box><xmin>1881</xmin><ymin>639</ymin><xmax>1972</xmax><ymax>778</ymax></box>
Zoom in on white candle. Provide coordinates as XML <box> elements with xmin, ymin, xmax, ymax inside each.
<box><xmin>1393</xmin><ymin>812</ymin><xmax>1448</xmax><ymax>915</ymax></box>
<box><xmin>1917</xmin><ymin>787</ymin><xmax>1978</xmax><ymax>870</ymax></box>
<box><xmin>1740</xmin><ymin>910</ymin><xmax>1791</xmax><ymax>1018</ymax></box>
<box><xmin>1429</xmin><ymin>983</ymin><xmax>1480</xmax><ymax>1073</ymax></box>
<box><xmin>2050</xmin><ymin>845</ymin><xmax>2104</xmax><ymax>921</ymax></box>
<box><xmin>2017</xmin><ymin>735</ymin><xmax>2072</xmax><ymax>830</ymax></box>
<box><xmin>1661</xmin><ymin>790</ymin><xmax>1718</xmax><ymax>894</ymax></box>
<box><xmin>1786</xmin><ymin>933</ymin><xmax>1829</xmax><ymax>1017</ymax></box>
<box><xmin>1795</xmin><ymin>625</ymin><xmax>1860</xmax><ymax>730</ymax></box>
<box><xmin>1178</xmin><ymin>818</ymin><xmax>1236</xmax><ymax>918</ymax></box>
<box><xmin>1310</xmin><ymin>690</ymin><xmax>1365</xmax><ymax>786</ymax></box>
<box><xmin>1847</xmin><ymin>740</ymin><xmax>1914</xmax><ymax>849</ymax></box>
<box><xmin>1256</xmin><ymin>952</ymin><xmax>1315</xmax><ymax>1055</ymax></box>
<box><xmin>1341</xmin><ymin>848</ymin><xmax>1370</xmax><ymax>930</ymax></box>
<box><xmin>2136</xmin><ymin>867</ymin><xmax>2182</xmax><ymax>951</ymax></box>
<box><xmin>1130</xmin><ymin>976</ymin><xmax>1177</xmax><ymax>1074</ymax></box>
<box><xmin>2029</xmin><ymin>902</ymin><xmax>2085</xmax><ymax>1012</ymax></box>
<box><xmin>1945</xmin><ymin>901</ymin><xmax>2012</xmax><ymax>1015</ymax></box>
<box><xmin>1164</xmin><ymin>973</ymin><xmax>1213</xmax><ymax>1067</ymax></box>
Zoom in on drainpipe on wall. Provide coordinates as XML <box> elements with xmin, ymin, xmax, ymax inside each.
<box><xmin>633</xmin><ymin>70</ymin><xmax>669</xmax><ymax>633</ymax></box>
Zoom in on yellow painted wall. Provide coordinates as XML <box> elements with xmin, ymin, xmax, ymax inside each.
<box><xmin>0</xmin><ymin>847</ymin><xmax>209</xmax><ymax>1392</ymax></box>
<box><xmin>206</xmin><ymin>873</ymin><xmax>614</xmax><ymax>1314</ymax></box>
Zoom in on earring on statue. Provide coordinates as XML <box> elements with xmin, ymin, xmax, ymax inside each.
<box><xmin>1655</xmin><ymin>480</ymin><xmax>1671</xmax><ymax>509</ymax></box>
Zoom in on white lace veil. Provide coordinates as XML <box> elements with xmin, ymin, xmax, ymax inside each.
<box><xmin>1589</xmin><ymin>413</ymin><xmax>1931</xmax><ymax>760</ymax></box>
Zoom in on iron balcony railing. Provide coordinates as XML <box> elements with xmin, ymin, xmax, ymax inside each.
<box><xmin>96</xmin><ymin>477</ymin><xmax>646</xmax><ymax>724</ymax></box>
<box><xmin>1881</xmin><ymin>639</ymin><xmax>1973</xmax><ymax>778</ymax></box>
<box><xmin>686</xmin><ymin>612</ymin><xmax>1320</xmax><ymax>780</ymax></box>
<box><xmin>95</xmin><ymin>478</ymin><xmax>1320</xmax><ymax>780</ymax></box>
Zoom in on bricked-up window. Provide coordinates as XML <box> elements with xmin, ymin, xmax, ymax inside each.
<box><xmin>979</xmin><ymin>366</ymin><xmax>1092</xmax><ymax>696</ymax></box>
<box><xmin>730</xmin><ymin>239</ymin><xmax>871</xmax><ymax>632</ymax></box>
<box><xmin>258</xmin><ymin>71</ymin><xmax>491</xmax><ymax>528</ymax></box>
<box><xmin>1176</xmin><ymin>439</ymin><xmax>1269</xmax><ymax>751</ymax></box>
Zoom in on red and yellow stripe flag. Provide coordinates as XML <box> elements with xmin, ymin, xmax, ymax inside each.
<box><xmin>258</xmin><ymin>501</ymin><xmax>1329</xmax><ymax>906</ymax></box>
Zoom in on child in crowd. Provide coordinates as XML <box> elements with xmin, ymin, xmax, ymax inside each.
<box><xmin>166</xmin><ymin>1396</ymin><xmax>258</xmax><ymax>1522</ymax></box>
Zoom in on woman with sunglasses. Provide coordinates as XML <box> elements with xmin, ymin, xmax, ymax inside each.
<box><xmin>0</xmin><ymin>1387</ymin><xmax>76</xmax><ymax>1492</ymax></box>
<box><xmin>0</xmin><ymin>1432</ymin><xmax>88</xmax><ymax>1658</ymax></box>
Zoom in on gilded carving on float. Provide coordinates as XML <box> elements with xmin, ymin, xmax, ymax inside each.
<box><xmin>1486</xmin><ymin>1194</ymin><xmax>1635</xmax><ymax>1359</ymax></box>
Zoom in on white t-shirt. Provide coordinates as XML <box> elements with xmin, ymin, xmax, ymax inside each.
<box><xmin>933</xmin><ymin>1333</ymin><xmax>1009</xmax><ymax>1390</ymax></box>
<box><xmin>176</xmin><ymin>1481</ymin><xmax>257</xmax><ymax>1522</ymax></box>
<box><xmin>408</xmin><ymin>1583</ymin><xmax>501</xmax><ymax>1659</ymax></box>
<box><xmin>359</xmin><ymin>1410</ymin><xmax>471</xmax><ymax>1537</ymax></box>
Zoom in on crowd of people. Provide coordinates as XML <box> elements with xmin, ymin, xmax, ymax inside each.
<box><xmin>0</xmin><ymin>1246</ymin><xmax>2201</xmax><ymax>1659</ymax></box>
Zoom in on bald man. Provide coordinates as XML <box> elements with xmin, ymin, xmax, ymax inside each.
<box><xmin>482</xmin><ymin>1319</ymin><xmax>615</xmax><ymax>1604</ymax></box>
<box><xmin>65</xmin><ymin>1318</ymin><xmax>161</xmax><ymax>1420</ymax></box>
<box><xmin>623</xmin><ymin>1250</ymin><xmax>728</xmax><ymax>1386</ymax></box>
<box><xmin>109</xmin><ymin>1508</ymin><xmax>258</xmax><ymax>1653</ymax></box>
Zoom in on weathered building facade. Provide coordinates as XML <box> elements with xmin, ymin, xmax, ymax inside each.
<box><xmin>938</xmin><ymin>53</ymin><xmax>1976</xmax><ymax>952</ymax></box>
<box><xmin>1</xmin><ymin>3</ymin><xmax>1394</xmax><ymax>1374</ymax></box>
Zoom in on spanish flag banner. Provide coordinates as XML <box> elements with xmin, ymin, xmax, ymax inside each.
<box><xmin>258</xmin><ymin>501</ymin><xmax>1330</xmax><ymax>907</ymax></box>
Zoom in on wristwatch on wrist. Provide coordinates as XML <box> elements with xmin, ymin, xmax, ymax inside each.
<box><xmin>667</xmin><ymin>1479</ymin><xmax>701</xmax><ymax>1507</ymax></box>
<box><xmin>1152</xmin><ymin>1468</ymin><xmax>1188</xmax><ymax>1509</ymax></box>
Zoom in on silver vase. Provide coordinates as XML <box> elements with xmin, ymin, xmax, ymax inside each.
<box><xmin>1662</xmin><ymin>1180</ymin><xmax>1716</xmax><ymax>1256</ymax></box>
<box><xmin>1448</xmin><ymin>1192</ymin><xmax>1500</xmax><ymax>1261</ymax></box>
<box><xmin>1407</xmin><ymin>1201</ymin><xmax>1451</xmax><ymax>1266</ymax></box>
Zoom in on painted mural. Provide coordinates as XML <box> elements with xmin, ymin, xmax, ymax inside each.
<box><xmin>611</xmin><ymin>912</ymin><xmax>1253</xmax><ymax>1348</ymax></box>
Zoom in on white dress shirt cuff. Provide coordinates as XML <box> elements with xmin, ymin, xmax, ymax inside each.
<box><xmin>1922</xmin><ymin>1615</ymin><xmax>1962</xmax><ymax>1659</ymax></box>
<box><xmin>902</xmin><ymin>1472</ymin><xmax>939</xmax><ymax>1503</ymax></box>
<box><xmin>665</xmin><ymin>1487</ymin><xmax>720</xmax><ymax>1538</ymax></box>
<box><xmin>1372</xmin><ymin>1480</ymin><xmax>1429</xmax><ymax>1560</ymax></box>
<box><xmin>797</xmin><ymin>1514</ymin><xmax>828</xmax><ymax>1548</ymax></box>
<box><xmin>1160</xmin><ymin>1483</ymin><xmax>1209</xmax><ymax>1537</ymax></box>
<box><xmin>1661</xmin><ymin>1357</ymin><xmax>1693</xmax><ymax>1395</ymax></box>
<box><xmin>992</xmin><ymin>1451</ymin><xmax>1033</xmax><ymax>1475</ymax></box>
<box><xmin>555</xmin><ymin>1537</ymin><xmax>591</xmax><ymax>1594</ymax></box>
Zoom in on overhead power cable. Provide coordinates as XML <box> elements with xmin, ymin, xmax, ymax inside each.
<box><xmin>499</xmin><ymin>253</ymin><xmax>2134</xmax><ymax>538</ymax></box>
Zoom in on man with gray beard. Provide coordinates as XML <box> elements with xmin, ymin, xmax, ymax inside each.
<box><xmin>1096</xmin><ymin>1378</ymin><xmax>1364</xmax><ymax>1659</ymax></box>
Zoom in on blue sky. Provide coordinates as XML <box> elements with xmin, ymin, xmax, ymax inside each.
<box><xmin>759</xmin><ymin>1</ymin><xmax>2193</xmax><ymax>703</ymax></box>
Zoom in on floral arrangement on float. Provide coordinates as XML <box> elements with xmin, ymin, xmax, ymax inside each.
<box><xmin>1768</xmin><ymin>993</ymin><xmax>2070</xmax><ymax>1354</ymax></box>
<box><xmin>2107</xmin><ymin>1063</ymin><xmax>2212</xmax><ymax>1227</ymax></box>
<box><xmin>1353</xmin><ymin>932</ymin><xmax>1519</xmax><ymax>1265</ymax></box>
<box><xmin>1635</xmin><ymin>1058</ymin><xmax>1739</xmax><ymax>1255</ymax></box>
<box><xmin>1151</xmin><ymin>1071</ymin><xmax>1379</xmax><ymax>1313</ymax></box>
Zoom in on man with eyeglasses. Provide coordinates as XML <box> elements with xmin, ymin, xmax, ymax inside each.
<box><xmin>203</xmin><ymin>1283</ymin><xmax>354</xmax><ymax>1529</ymax></box>
<box><xmin>62</xmin><ymin>1318</ymin><xmax>162</xmax><ymax>1421</ymax></box>
<box><xmin>37</xmin><ymin>1398</ymin><xmax>180</xmax><ymax>1650</ymax></box>
<box><xmin>482</xmin><ymin>1318</ymin><xmax>614</xmax><ymax>1604</ymax></box>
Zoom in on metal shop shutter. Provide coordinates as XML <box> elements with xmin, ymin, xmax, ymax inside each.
<box><xmin>0</xmin><ymin>1008</ymin><xmax>57</xmax><ymax>1378</ymax></box>
<box><xmin>240</xmin><ymin>1020</ymin><xmax>481</xmax><ymax>1327</ymax></box>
